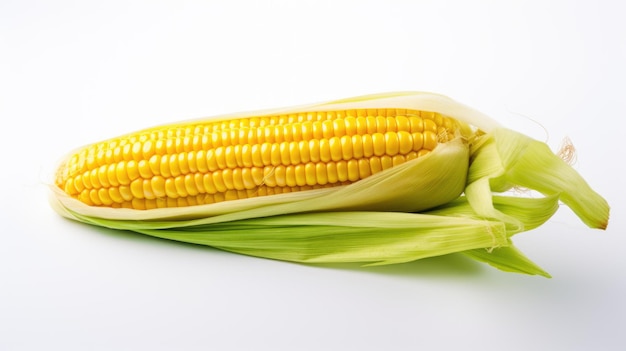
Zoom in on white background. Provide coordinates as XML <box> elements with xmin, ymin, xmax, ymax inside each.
<box><xmin>1</xmin><ymin>0</ymin><xmax>624</xmax><ymax>350</ymax></box>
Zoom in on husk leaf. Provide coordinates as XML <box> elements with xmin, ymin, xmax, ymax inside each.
<box><xmin>463</xmin><ymin>245</ymin><xmax>552</xmax><ymax>278</ymax></box>
<box><xmin>69</xmin><ymin>209</ymin><xmax>509</xmax><ymax>266</ymax></box>
<box><xmin>465</xmin><ymin>128</ymin><xmax>609</xmax><ymax>230</ymax></box>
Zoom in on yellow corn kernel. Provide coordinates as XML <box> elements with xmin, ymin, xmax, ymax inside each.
<box><xmin>55</xmin><ymin>109</ymin><xmax>463</xmax><ymax>209</ymax></box>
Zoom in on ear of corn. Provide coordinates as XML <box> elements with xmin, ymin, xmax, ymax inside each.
<box><xmin>52</xmin><ymin>133</ymin><xmax>471</xmax><ymax>225</ymax></box>
<box><xmin>51</xmin><ymin>92</ymin><xmax>479</xmax><ymax>221</ymax></box>
<box><xmin>49</xmin><ymin>92</ymin><xmax>609</xmax><ymax>277</ymax></box>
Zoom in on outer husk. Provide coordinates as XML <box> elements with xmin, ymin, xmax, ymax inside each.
<box><xmin>50</xmin><ymin>92</ymin><xmax>610</xmax><ymax>277</ymax></box>
<box><xmin>70</xmin><ymin>209</ymin><xmax>510</xmax><ymax>267</ymax></box>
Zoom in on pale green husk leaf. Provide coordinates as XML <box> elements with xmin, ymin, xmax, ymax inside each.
<box><xmin>465</xmin><ymin>128</ymin><xmax>609</xmax><ymax>230</ymax></box>
<box><xmin>70</xmin><ymin>209</ymin><xmax>510</xmax><ymax>266</ymax></box>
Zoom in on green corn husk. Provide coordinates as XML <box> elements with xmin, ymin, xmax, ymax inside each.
<box><xmin>49</xmin><ymin>92</ymin><xmax>610</xmax><ymax>277</ymax></box>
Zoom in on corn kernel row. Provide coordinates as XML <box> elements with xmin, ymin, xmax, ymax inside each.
<box><xmin>68</xmin><ymin>111</ymin><xmax>455</xmax><ymax>172</ymax></box>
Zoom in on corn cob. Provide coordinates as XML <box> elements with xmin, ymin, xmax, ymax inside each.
<box><xmin>55</xmin><ymin>109</ymin><xmax>466</xmax><ymax>210</ymax></box>
<box><xmin>50</xmin><ymin>92</ymin><xmax>609</xmax><ymax>277</ymax></box>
